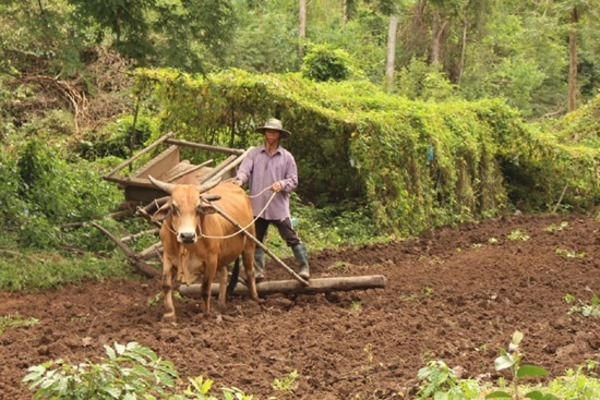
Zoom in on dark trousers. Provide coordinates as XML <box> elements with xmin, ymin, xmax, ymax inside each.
<box><xmin>254</xmin><ymin>217</ymin><xmax>300</xmax><ymax>247</ymax></box>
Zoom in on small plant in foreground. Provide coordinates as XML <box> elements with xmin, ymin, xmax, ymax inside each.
<box><xmin>543</xmin><ymin>222</ymin><xmax>569</xmax><ymax>232</ymax></box>
<box><xmin>555</xmin><ymin>248</ymin><xmax>586</xmax><ymax>259</ymax></box>
<box><xmin>416</xmin><ymin>360</ymin><xmax>481</xmax><ymax>399</ymax></box>
<box><xmin>24</xmin><ymin>341</ymin><xmax>256</xmax><ymax>399</ymax></box>
<box><xmin>350</xmin><ymin>300</ymin><xmax>363</xmax><ymax>313</ymax></box>
<box><xmin>271</xmin><ymin>370</ymin><xmax>299</xmax><ymax>393</ymax></box>
<box><xmin>507</xmin><ymin>230</ymin><xmax>530</xmax><ymax>241</ymax></box>
<box><xmin>486</xmin><ymin>330</ymin><xmax>553</xmax><ymax>400</ymax></box>
<box><xmin>24</xmin><ymin>342</ymin><xmax>180</xmax><ymax>399</ymax></box>
<box><xmin>0</xmin><ymin>314</ymin><xmax>38</xmax><ymax>335</ymax></box>
<box><xmin>565</xmin><ymin>293</ymin><xmax>600</xmax><ymax>317</ymax></box>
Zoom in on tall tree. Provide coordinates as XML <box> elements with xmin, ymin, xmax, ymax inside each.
<box><xmin>568</xmin><ymin>5</ymin><xmax>578</xmax><ymax>111</ymax></box>
<box><xmin>299</xmin><ymin>0</ymin><xmax>307</xmax><ymax>59</ymax></box>
<box><xmin>385</xmin><ymin>14</ymin><xmax>399</xmax><ymax>90</ymax></box>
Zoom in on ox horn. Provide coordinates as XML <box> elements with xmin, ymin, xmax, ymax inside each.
<box><xmin>148</xmin><ymin>175</ymin><xmax>176</xmax><ymax>194</ymax></box>
<box><xmin>199</xmin><ymin>176</ymin><xmax>222</xmax><ymax>193</ymax></box>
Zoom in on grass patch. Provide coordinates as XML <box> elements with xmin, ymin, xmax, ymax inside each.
<box><xmin>0</xmin><ymin>250</ymin><xmax>136</xmax><ymax>292</ymax></box>
<box><xmin>0</xmin><ymin>314</ymin><xmax>39</xmax><ymax>335</ymax></box>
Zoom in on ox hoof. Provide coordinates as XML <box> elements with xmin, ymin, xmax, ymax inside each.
<box><xmin>162</xmin><ymin>313</ymin><xmax>177</xmax><ymax>324</ymax></box>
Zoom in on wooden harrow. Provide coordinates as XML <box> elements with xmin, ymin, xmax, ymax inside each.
<box><xmin>99</xmin><ymin>132</ymin><xmax>387</xmax><ymax>296</ymax></box>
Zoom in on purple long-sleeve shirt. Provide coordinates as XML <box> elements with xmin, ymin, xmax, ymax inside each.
<box><xmin>236</xmin><ymin>145</ymin><xmax>298</xmax><ymax>220</ymax></box>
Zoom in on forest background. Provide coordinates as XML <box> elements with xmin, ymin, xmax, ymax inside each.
<box><xmin>0</xmin><ymin>0</ymin><xmax>598</xmax><ymax>291</ymax></box>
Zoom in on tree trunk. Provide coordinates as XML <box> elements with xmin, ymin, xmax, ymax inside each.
<box><xmin>342</xmin><ymin>0</ymin><xmax>347</xmax><ymax>25</ymax></box>
<box><xmin>384</xmin><ymin>14</ymin><xmax>399</xmax><ymax>92</ymax></box>
<box><xmin>431</xmin><ymin>13</ymin><xmax>449</xmax><ymax>65</ymax></box>
<box><xmin>456</xmin><ymin>16</ymin><xmax>468</xmax><ymax>84</ymax></box>
<box><xmin>299</xmin><ymin>0</ymin><xmax>307</xmax><ymax>60</ymax></box>
<box><xmin>568</xmin><ymin>6</ymin><xmax>578</xmax><ymax>112</ymax></box>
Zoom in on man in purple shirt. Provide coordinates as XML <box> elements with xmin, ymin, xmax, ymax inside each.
<box><xmin>233</xmin><ymin>118</ymin><xmax>310</xmax><ymax>281</ymax></box>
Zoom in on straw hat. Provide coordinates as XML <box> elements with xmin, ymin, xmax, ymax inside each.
<box><xmin>256</xmin><ymin>118</ymin><xmax>291</xmax><ymax>138</ymax></box>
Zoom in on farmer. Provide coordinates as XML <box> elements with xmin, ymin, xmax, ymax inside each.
<box><xmin>232</xmin><ymin>118</ymin><xmax>310</xmax><ymax>281</ymax></box>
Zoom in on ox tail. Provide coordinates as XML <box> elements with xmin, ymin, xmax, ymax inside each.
<box><xmin>226</xmin><ymin>257</ymin><xmax>241</xmax><ymax>299</ymax></box>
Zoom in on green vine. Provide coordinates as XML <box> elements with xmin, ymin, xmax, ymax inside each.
<box><xmin>131</xmin><ymin>68</ymin><xmax>599</xmax><ymax>235</ymax></box>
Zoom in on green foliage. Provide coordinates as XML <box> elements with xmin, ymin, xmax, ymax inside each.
<box><xmin>24</xmin><ymin>341</ymin><xmax>180</xmax><ymax>399</ymax></box>
<box><xmin>229</xmin><ymin>1</ymin><xmax>299</xmax><ymax>73</ymax></box>
<box><xmin>133</xmin><ymin>68</ymin><xmax>598</xmax><ymax>236</ymax></box>
<box><xmin>271</xmin><ymin>370</ymin><xmax>299</xmax><ymax>393</ymax></box>
<box><xmin>301</xmin><ymin>44</ymin><xmax>356</xmax><ymax>82</ymax></box>
<box><xmin>24</xmin><ymin>342</ymin><xmax>256</xmax><ymax>399</ymax></box>
<box><xmin>507</xmin><ymin>230</ymin><xmax>530</xmax><ymax>241</ymax></box>
<box><xmin>555</xmin><ymin>248</ymin><xmax>586</xmax><ymax>259</ymax></box>
<box><xmin>75</xmin><ymin>114</ymin><xmax>157</xmax><ymax>160</ymax></box>
<box><xmin>416</xmin><ymin>360</ymin><xmax>482</xmax><ymax>399</ymax></box>
<box><xmin>397</xmin><ymin>59</ymin><xmax>456</xmax><ymax>101</ymax></box>
<box><xmin>0</xmin><ymin>140</ymin><xmax>122</xmax><ymax>249</ymax></box>
<box><xmin>0</xmin><ymin>314</ymin><xmax>38</xmax><ymax>335</ymax></box>
<box><xmin>0</xmin><ymin>250</ymin><xmax>133</xmax><ymax>292</ymax></box>
<box><xmin>0</xmin><ymin>1</ymin><xmax>92</xmax><ymax>78</ymax></box>
<box><xmin>552</xmin><ymin>94</ymin><xmax>600</xmax><ymax>148</ymax></box>
<box><xmin>544</xmin><ymin>362</ymin><xmax>600</xmax><ymax>399</ymax></box>
<box><xmin>415</xmin><ymin>332</ymin><xmax>600</xmax><ymax>399</ymax></box>
<box><xmin>487</xmin><ymin>331</ymin><xmax>550</xmax><ymax>400</ymax></box>
<box><xmin>566</xmin><ymin>293</ymin><xmax>600</xmax><ymax>318</ymax></box>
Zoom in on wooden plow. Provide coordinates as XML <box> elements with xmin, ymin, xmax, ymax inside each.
<box><xmin>99</xmin><ymin>132</ymin><xmax>387</xmax><ymax>297</ymax></box>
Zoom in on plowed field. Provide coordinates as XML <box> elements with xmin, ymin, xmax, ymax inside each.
<box><xmin>1</xmin><ymin>213</ymin><xmax>599</xmax><ymax>399</ymax></box>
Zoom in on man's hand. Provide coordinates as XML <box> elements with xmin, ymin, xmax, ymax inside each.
<box><xmin>232</xmin><ymin>178</ymin><xmax>243</xmax><ymax>186</ymax></box>
<box><xmin>270</xmin><ymin>181</ymin><xmax>282</xmax><ymax>192</ymax></box>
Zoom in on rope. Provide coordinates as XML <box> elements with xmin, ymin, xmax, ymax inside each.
<box><xmin>160</xmin><ymin>178</ymin><xmax>279</xmax><ymax>240</ymax></box>
<box><xmin>199</xmin><ymin>190</ymin><xmax>277</xmax><ymax>240</ymax></box>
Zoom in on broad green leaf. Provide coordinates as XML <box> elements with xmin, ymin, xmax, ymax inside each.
<box><xmin>156</xmin><ymin>371</ymin><xmax>175</xmax><ymax>387</ymax></box>
<box><xmin>524</xmin><ymin>390</ymin><xmax>545</xmax><ymax>400</ymax></box>
<box><xmin>23</xmin><ymin>365</ymin><xmax>46</xmax><ymax>382</ymax></box>
<box><xmin>115</xmin><ymin>342</ymin><xmax>126</xmax><ymax>355</ymax></box>
<box><xmin>132</xmin><ymin>364</ymin><xmax>153</xmax><ymax>378</ymax></box>
<box><xmin>512</xmin><ymin>330</ymin><xmax>524</xmax><ymax>345</ymax></box>
<box><xmin>517</xmin><ymin>365</ymin><xmax>548</xmax><ymax>378</ymax></box>
<box><xmin>494</xmin><ymin>354</ymin><xmax>516</xmax><ymax>371</ymax></box>
<box><xmin>104</xmin><ymin>386</ymin><xmax>122</xmax><ymax>399</ymax></box>
<box><xmin>485</xmin><ymin>390</ymin><xmax>511</xmax><ymax>398</ymax></box>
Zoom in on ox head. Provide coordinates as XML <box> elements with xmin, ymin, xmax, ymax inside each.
<box><xmin>149</xmin><ymin>175</ymin><xmax>222</xmax><ymax>244</ymax></box>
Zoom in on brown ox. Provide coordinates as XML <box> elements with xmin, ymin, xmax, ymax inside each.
<box><xmin>149</xmin><ymin>176</ymin><xmax>260</xmax><ymax>322</ymax></box>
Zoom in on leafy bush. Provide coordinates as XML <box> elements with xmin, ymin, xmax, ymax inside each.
<box><xmin>132</xmin><ymin>68</ymin><xmax>598</xmax><ymax>236</ymax></box>
<box><xmin>416</xmin><ymin>332</ymin><xmax>600</xmax><ymax>400</ymax></box>
<box><xmin>24</xmin><ymin>342</ymin><xmax>256</xmax><ymax>399</ymax></box>
<box><xmin>24</xmin><ymin>342</ymin><xmax>181</xmax><ymax>399</ymax></box>
<box><xmin>301</xmin><ymin>44</ymin><xmax>355</xmax><ymax>82</ymax></box>
<box><xmin>74</xmin><ymin>114</ymin><xmax>157</xmax><ymax>160</ymax></box>
<box><xmin>0</xmin><ymin>139</ymin><xmax>122</xmax><ymax>249</ymax></box>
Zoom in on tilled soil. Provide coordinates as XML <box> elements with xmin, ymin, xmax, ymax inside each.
<box><xmin>1</xmin><ymin>213</ymin><xmax>599</xmax><ymax>399</ymax></box>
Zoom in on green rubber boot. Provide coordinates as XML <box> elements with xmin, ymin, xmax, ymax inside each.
<box><xmin>291</xmin><ymin>243</ymin><xmax>310</xmax><ymax>280</ymax></box>
<box><xmin>254</xmin><ymin>247</ymin><xmax>265</xmax><ymax>282</ymax></box>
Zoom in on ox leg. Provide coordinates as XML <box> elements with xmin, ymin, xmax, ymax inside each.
<box><xmin>162</xmin><ymin>257</ymin><xmax>177</xmax><ymax>323</ymax></box>
<box><xmin>242</xmin><ymin>245</ymin><xmax>260</xmax><ymax>303</ymax></box>
<box><xmin>216</xmin><ymin>264</ymin><xmax>228</xmax><ymax>311</ymax></box>
<box><xmin>201</xmin><ymin>257</ymin><xmax>218</xmax><ymax>316</ymax></box>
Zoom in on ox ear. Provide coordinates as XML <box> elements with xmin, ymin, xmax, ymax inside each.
<box><xmin>198</xmin><ymin>193</ymin><xmax>221</xmax><ymax>215</ymax></box>
<box><xmin>198</xmin><ymin>205</ymin><xmax>217</xmax><ymax>215</ymax></box>
<box><xmin>151</xmin><ymin>202</ymin><xmax>171</xmax><ymax>222</ymax></box>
